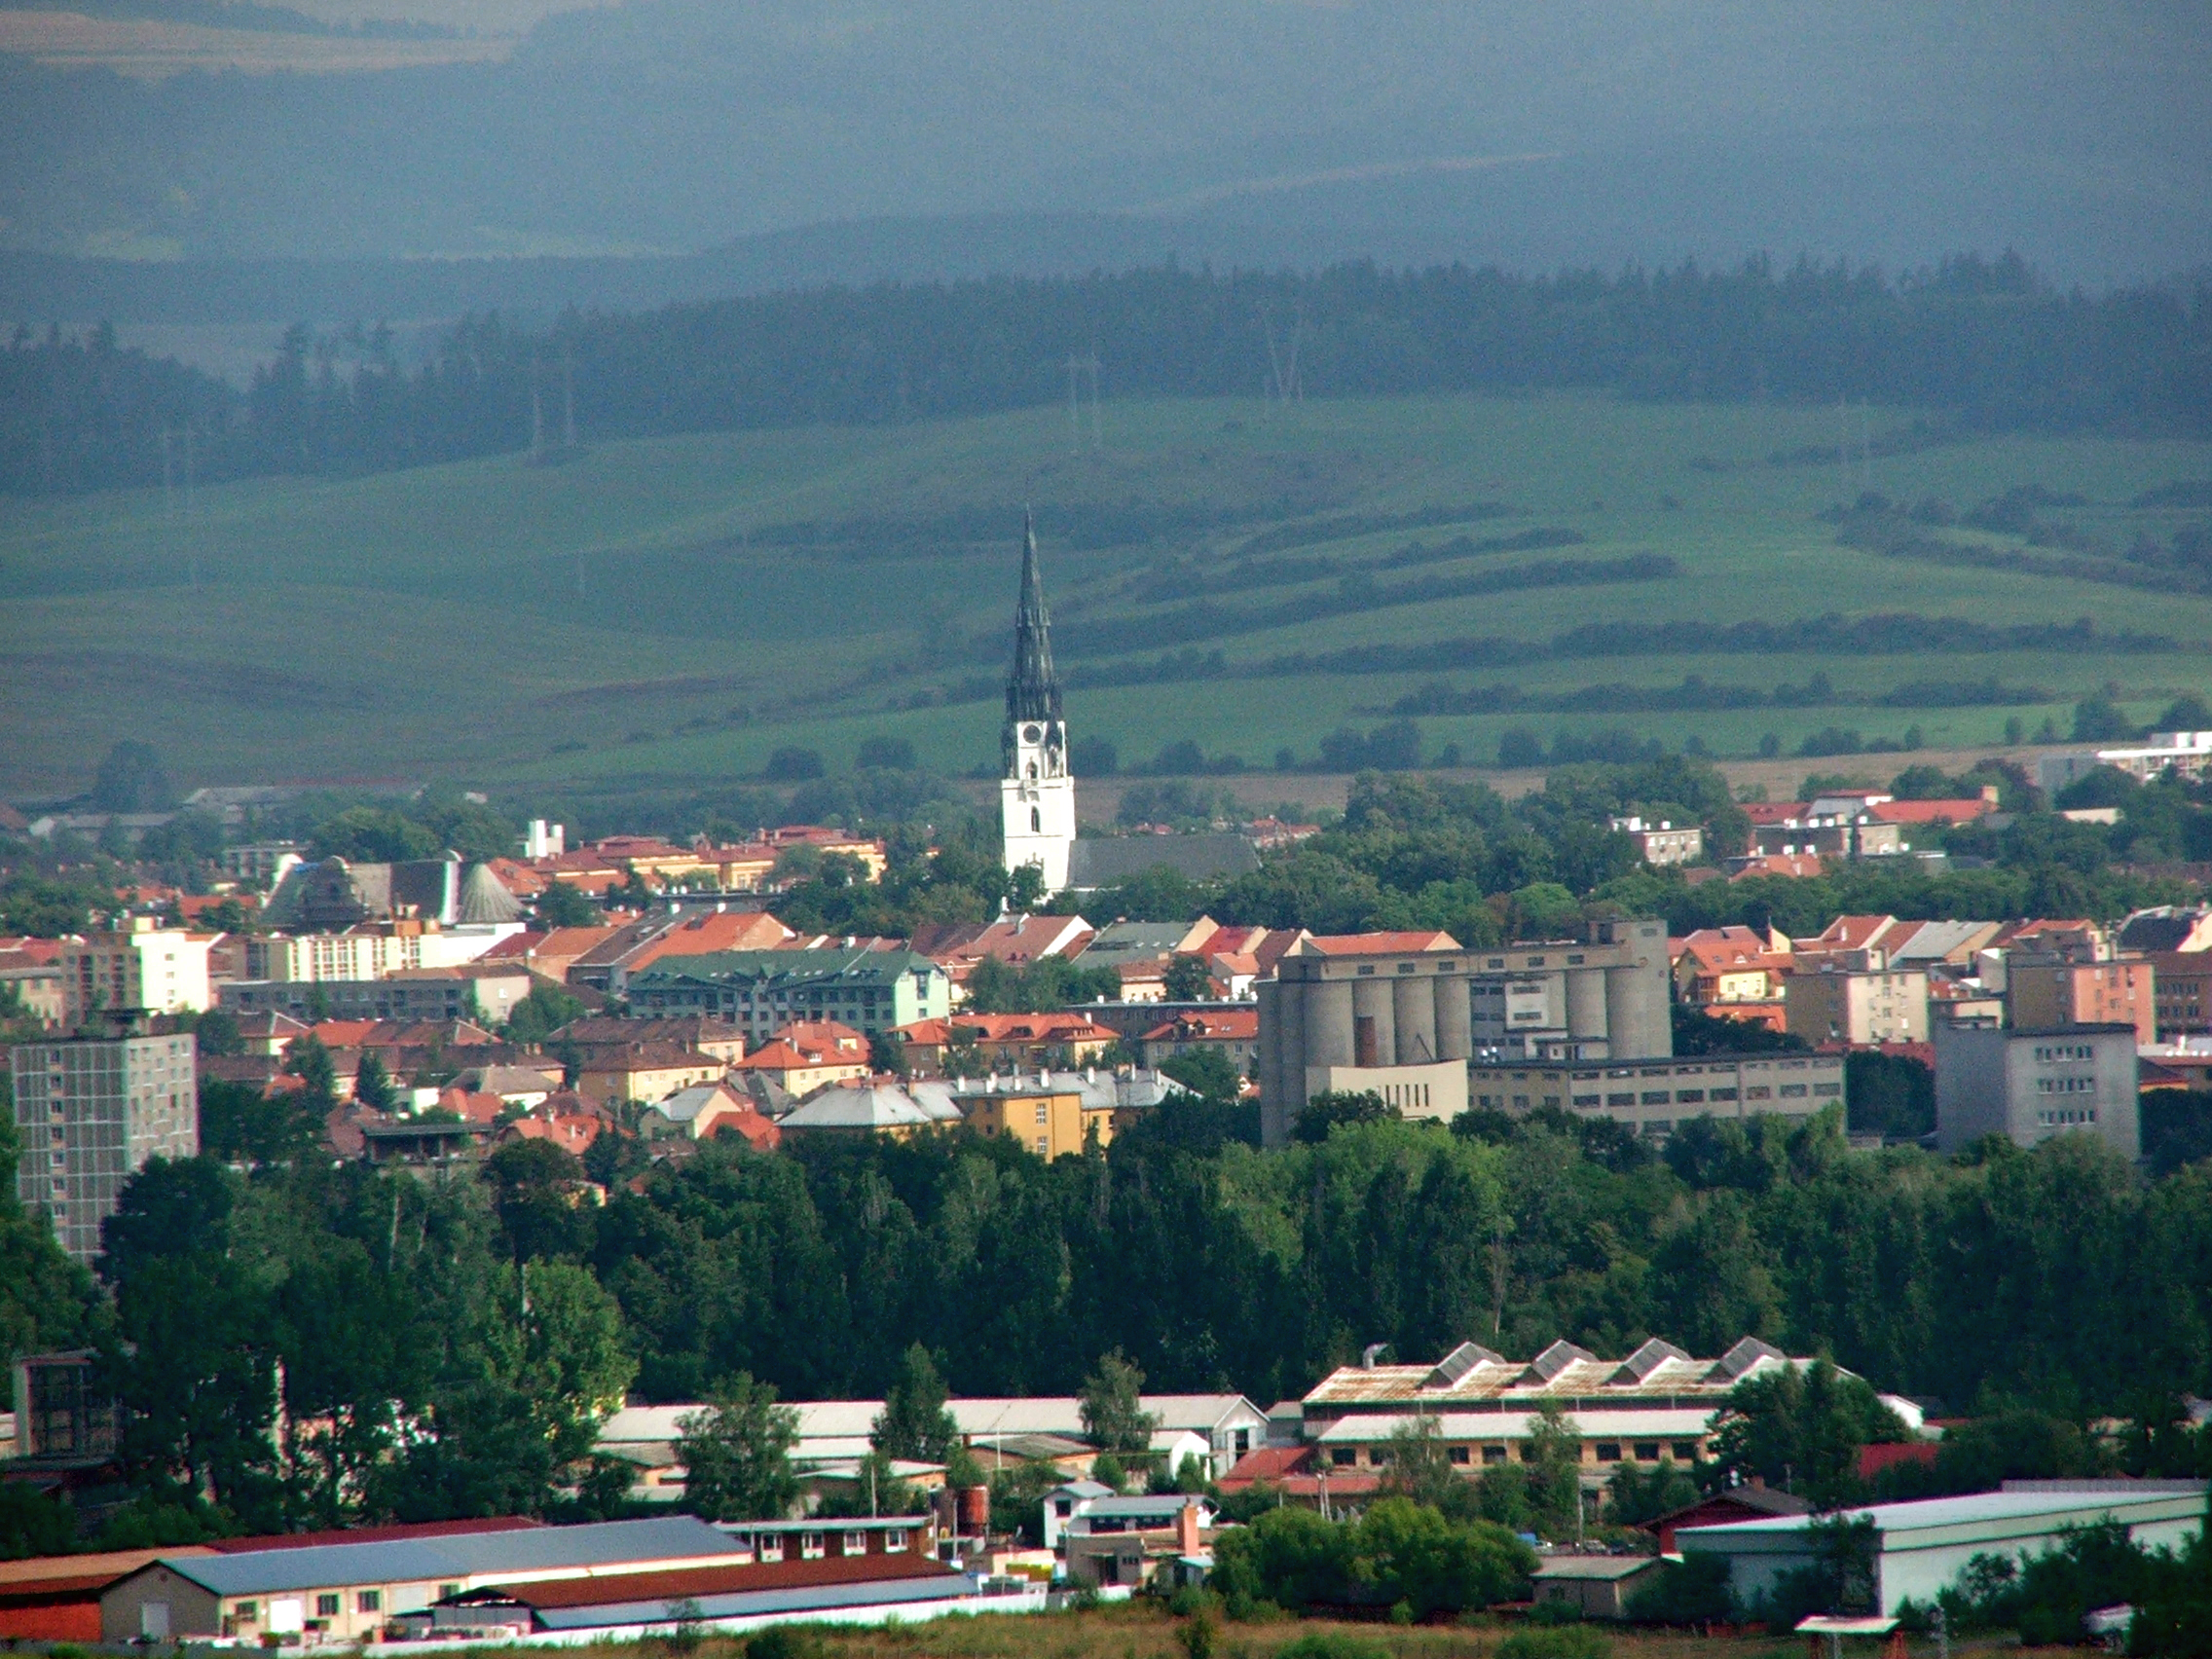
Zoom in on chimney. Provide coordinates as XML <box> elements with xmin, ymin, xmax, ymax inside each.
<box><xmin>1176</xmin><ymin>1498</ymin><xmax>1202</xmax><ymax>1556</ymax></box>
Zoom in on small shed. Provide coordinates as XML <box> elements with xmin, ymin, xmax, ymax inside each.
<box><xmin>1530</xmin><ymin>1554</ymin><xmax>1663</xmax><ymax>1621</ymax></box>
<box><xmin>1643</xmin><ymin>1484</ymin><xmax>1811</xmax><ymax>1553</ymax></box>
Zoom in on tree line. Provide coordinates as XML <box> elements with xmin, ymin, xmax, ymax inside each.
<box><xmin>5</xmin><ymin>252</ymin><xmax>2209</xmax><ymax>494</ymax></box>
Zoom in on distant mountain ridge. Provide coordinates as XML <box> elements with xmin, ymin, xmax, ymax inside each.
<box><xmin>2</xmin><ymin>0</ymin><xmax>2206</xmax><ymax>288</ymax></box>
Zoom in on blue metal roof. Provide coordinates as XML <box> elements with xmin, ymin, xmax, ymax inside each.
<box><xmin>163</xmin><ymin>1518</ymin><xmax>738</xmax><ymax>1596</ymax></box>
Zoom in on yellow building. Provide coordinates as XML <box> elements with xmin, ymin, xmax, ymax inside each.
<box><xmin>958</xmin><ymin>1083</ymin><xmax>1114</xmax><ymax>1159</ymax></box>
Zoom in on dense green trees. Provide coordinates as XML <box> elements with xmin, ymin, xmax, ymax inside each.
<box><xmin>14</xmin><ymin>255</ymin><xmax>2206</xmax><ymax>497</ymax></box>
<box><xmin>1211</xmin><ymin>1497</ymin><xmax>1535</xmax><ymax>1619</ymax></box>
<box><xmin>677</xmin><ymin>1377</ymin><xmax>801</xmax><ymax>1522</ymax></box>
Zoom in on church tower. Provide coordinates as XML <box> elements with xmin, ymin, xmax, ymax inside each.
<box><xmin>1001</xmin><ymin>511</ymin><xmax>1077</xmax><ymax>893</ymax></box>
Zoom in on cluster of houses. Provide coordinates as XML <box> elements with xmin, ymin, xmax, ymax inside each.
<box><xmin>9</xmin><ymin>1334</ymin><xmax>2195</xmax><ymax>1641</ymax></box>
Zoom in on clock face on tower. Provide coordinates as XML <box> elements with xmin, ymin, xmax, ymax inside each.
<box><xmin>1023</xmin><ymin>724</ymin><xmax>1043</xmax><ymax>743</ymax></box>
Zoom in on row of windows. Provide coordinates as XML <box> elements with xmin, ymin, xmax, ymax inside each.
<box><xmin>2038</xmin><ymin>1108</ymin><xmax>2099</xmax><ymax>1127</ymax></box>
<box><xmin>2035</xmin><ymin>1077</ymin><xmax>2097</xmax><ymax>1094</ymax></box>
<box><xmin>2032</xmin><ymin>1044</ymin><xmax>2099</xmax><ymax>1063</ymax></box>
<box><xmin>726</xmin><ymin>1528</ymin><xmax>906</xmax><ymax>1559</ymax></box>
<box><xmin>1329</xmin><ymin>1438</ymin><xmax>1699</xmax><ymax>1468</ymax></box>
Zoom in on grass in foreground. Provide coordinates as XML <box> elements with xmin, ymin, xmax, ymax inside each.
<box><xmin>535</xmin><ymin>1602</ymin><xmax>2084</xmax><ymax>1659</ymax></box>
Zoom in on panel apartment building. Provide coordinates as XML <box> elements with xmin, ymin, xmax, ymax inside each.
<box><xmin>12</xmin><ymin>1033</ymin><xmax>198</xmax><ymax>1261</ymax></box>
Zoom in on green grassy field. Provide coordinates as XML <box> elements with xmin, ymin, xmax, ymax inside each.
<box><xmin>3</xmin><ymin>391</ymin><xmax>2207</xmax><ymax>807</ymax></box>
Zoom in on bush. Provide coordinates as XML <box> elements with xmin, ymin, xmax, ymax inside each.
<box><xmin>745</xmin><ymin>1626</ymin><xmax>825</xmax><ymax>1659</ymax></box>
<box><xmin>1495</xmin><ymin>1627</ymin><xmax>1611</xmax><ymax>1659</ymax></box>
<box><xmin>1625</xmin><ymin>1553</ymin><xmax>1734</xmax><ymax>1626</ymax></box>
<box><xmin>763</xmin><ymin>746</ymin><xmax>826</xmax><ymax>781</ymax></box>
<box><xmin>856</xmin><ymin>735</ymin><xmax>917</xmax><ymax>770</ymax></box>
<box><xmin>1272</xmin><ymin>1635</ymin><xmax>1390</xmax><ymax>1659</ymax></box>
<box><xmin>1210</xmin><ymin>1496</ymin><xmax>1535</xmax><ymax>1620</ymax></box>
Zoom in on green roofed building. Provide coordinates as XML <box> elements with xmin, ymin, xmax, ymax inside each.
<box><xmin>625</xmin><ymin>949</ymin><xmax>950</xmax><ymax>1041</ymax></box>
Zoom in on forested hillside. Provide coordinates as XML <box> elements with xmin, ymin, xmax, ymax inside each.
<box><xmin>6</xmin><ymin>256</ymin><xmax>2208</xmax><ymax>495</ymax></box>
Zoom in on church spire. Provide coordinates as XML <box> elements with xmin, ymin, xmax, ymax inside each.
<box><xmin>1005</xmin><ymin>508</ymin><xmax>1062</xmax><ymax>724</ymax></box>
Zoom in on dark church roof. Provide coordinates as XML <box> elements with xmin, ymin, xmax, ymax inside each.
<box><xmin>1005</xmin><ymin>511</ymin><xmax>1061</xmax><ymax>726</ymax></box>
<box><xmin>1065</xmin><ymin>834</ymin><xmax>1261</xmax><ymax>891</ymax></box>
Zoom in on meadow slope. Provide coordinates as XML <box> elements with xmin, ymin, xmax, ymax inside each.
<box><xmin>3</xmin><ymin>391</ymin><xmax>2208</xmax><ymax>803</ymax></box>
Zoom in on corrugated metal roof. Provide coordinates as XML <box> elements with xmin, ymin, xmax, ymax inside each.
<box><xmin>475</xmin><ymin>1553</ymin><xmax>956</xmax><ymax>1610</ymax></box>
<box><xmin>1084</xmin><ymin>1495</ymin><xmax>1210</xmax><ymax>1518</ymax></box>
<box><xmin>531</xmin><ymin>1569</ymin><xmax>972</xmax><ymax>1630</ymax></box>
<box><xmin>161</xmin><ymin>1517</ymin><xmax>739</xmax><ymax>1596</ymax></box>
<box><xmin>1682</xmin><ymin>1487</ymin><xmax>2205</xmax><ymax>1539</ymax></box>
<box><xmin>1532</xmin><ymin>1556</ymin><xmax>1662</xmax><ymax>1582</ymax></box>
<box><xmin>1303</xmin><ymin>1340</ymin><xmax>1799</xmax><ymax>1409</ymax></box>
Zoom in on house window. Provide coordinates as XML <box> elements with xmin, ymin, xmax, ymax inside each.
<box><xmin>235</xmin><ymin>1604</ymin><xmax>259</xmax><ymax>1622</ymax></box>
<box><xmin>1672</xmin><ymin>1442</ymin><xmax>1699</xmax><ymax>1461</ymax></box>
<box><xmin>1633</xmin><ymin>1443</ymin><xmax>1660</xmax><ymax>1463</ymax></box>
<box><xmin>886</xmin><ymin>1530</ymin><xmax>908</xmax><ymax>1553</ymax></box>
<box><xmin>1482</xmin><ymin>1445</ymin><xmax>1507</xmax><ymax>1465</ymax></box>
<box><xmin>1331</xmin><ymin>1448</ymin><xmax>1356</xmax><ymax>1466</ymax></box>
<box><xmin>1448</xmin><ymin>1446</ymin><xmax>1469</xmax><ymax>1464</ymax></box>
<box><xmin>843</xmin><ymin>1530</ymin><xmax>867</xmax><ymax>1556</ymax></box>
<box><xmin>1034</xmin><ymin>1104</ymin><xmax>1050</xmax><ymax>1125</ymax></box>
<box><xmin>315</xmin><ymin>1595</ymin><xmax>341</xmax><ymax>1618</ymax></box>
<box><xmin>357</xmin><ymin>1592</ymin><xmax>382</xmax><ymax>1614</ymax></box>
<box><xmin>1595</xmin><ymin>1443</ymin><xmax>1622</xmax><ymax>1463</ymax></box>
<box><xmin>757</xmin><ymin>1536</ymin><xmax>785</xmax><ymax>1562</ymax></box>
<box><xmin>801</xmin><ymin>1530</ymin><xmax>826</xmax><ymax>1559</ymax></box>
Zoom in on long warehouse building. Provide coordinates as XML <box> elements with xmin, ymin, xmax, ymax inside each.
<box><xmin>1256</xmin><ymin>920</ymin><xmax>1672</xmax><ymax>1146</ymax></box>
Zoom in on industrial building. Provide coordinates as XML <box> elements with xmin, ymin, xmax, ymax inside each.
<box><xmin>1932</xmin><ymin>1020</ymin><xmax>2141</xmax><ymax>1159</ymax></box>
<box><xmin>1678</xmin><ymin>1483</ymin><xmax>2207</xmax><ymax>1616</ymax></box>
<box><xmin>11</xmin><ymin>1032</ymin><xmax>197</xmax><ymax>1262</ymax></box>
<box><xmin>1255</xmin><ymin>920</ymin><xmax>1671</xmax><ymax>1146</ymax></box>
<box><xmin>98</xmin><ymin>1516</ymin><xmax>749</xmax><ymax>1641</ymax></box>
<box><xmin>1296</xmin><ymin>1337</ymin><xmax>1841</xmax><ymax>1485</ymax></box>
<box><xmin>1466</xmin><ymin>1050</ymin><xmax>1845</xmax><ymax>1138</ymax></box>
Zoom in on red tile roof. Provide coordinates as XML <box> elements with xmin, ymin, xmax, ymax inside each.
<box><xmin>1142</xmin><ymin>1010</ymin><xmax>1259</xmax><ymax>1042</ymax></box>
<box><xmin>1300</xmin><ymin>931</ymin><xmax>1460</xmax><ymax>955</ymax></box>
<box><xmin>1866</xmin><ymin>797</ymin><xmax>1998</xmax><ymax>826</ymax></box>
<box><xmin>1729</xmin><ymin>854</ymin><xmax>1826</xmax><ymax>881</ymax></box>
<box><xmin>1215</xmin><ymin>1444</ymin><xmax>1383</xmax><ymax>1498</ymax></box>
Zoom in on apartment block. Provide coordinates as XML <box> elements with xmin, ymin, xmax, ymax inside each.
<box><xmin>12</xmin><ymin>1033</ymin><xmax>199</xmax><ymax>1261</ymax></box>
<box><xmin>1784</xmin><ymin>964</ymin><xmax>1930</xmax><ymax>1046</ymax></box>
<box><xmin>1934</xmin><ymin>1021</ymin><xmax>2139</xmax><ymax>1160</ymax></box>
<box><xmin>60</xmin><ymin>922</ymin><xmax>215</xmax><ymax>1025</ymax></box>
<box><xmin>2006</xmin><ymin>955</ymin><xmax>2156</xmax><ymax>1045</ymax></box>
